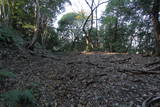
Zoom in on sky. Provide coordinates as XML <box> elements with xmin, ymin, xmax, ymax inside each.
<box><xmin>54</xmin><ymin>0</ymin><xmax>107</xmax><ymax>27</ymax></box>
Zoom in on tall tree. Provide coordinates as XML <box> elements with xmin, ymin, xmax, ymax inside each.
<box><xmin>83</xmin><ymin>0</ymin><xmax>108</xmax><ymax>51</ymax></box>
<box><xmin>101</xmin><ymin>0</ymin><xmax>154</xmax><ymax>53</ymax></box>
<box><xmin>129</xmin><ymin>0</ymin><xmax>160</xmax><ymax>54</ymax></box>
<box><xmin>27</xmin><ymin>0</ymin><xmax>71</xmax><ymax>49</ymax></box>
<box><xmin>151</xmin><ymin>0</ymin><xmax>160</xmax><ymax>55</ymax></box>
<box><xmin>0</xmin><ymin>0</ymin><xmax>71</xmax><ymax>49</ymax></box>
<box><xmin>27</xmin><ymin>0</ymin><xmax>40</xmax><ymax>49</ymax></box>
<box><xmin>58</xmin><ymin>12</ymin><xmax>85</xmax><ymax>51</ymax></box>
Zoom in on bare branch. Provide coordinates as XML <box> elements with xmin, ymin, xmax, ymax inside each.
<box><xmin>85</xmin><ymin>0</ymin><xmax>92</xmax><ymax>8</ymax></box>
<box><xmin>83</xmin><ymin>0</ymin><xmax>108</xmax><ymax>34</ymax></box>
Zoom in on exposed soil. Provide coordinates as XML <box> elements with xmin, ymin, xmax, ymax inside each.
<box><xmin>1</xmin><ymin>47</ymin><xmax>160</xmax><ymax>107</ymax></box>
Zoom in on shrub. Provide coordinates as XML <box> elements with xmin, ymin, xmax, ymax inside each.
<box><xmin>0</xmin><ymin>26</ymin><xmax>24</xmax><ymax>47</ymax></box>
<box><xmin>0</xmin><ymin>69</ymin><xmax>16</xmax><ymax>79</ymax></box>
<box><xmin>0</xmin><ymin>90</ymin><xmax>37</xmax><ymax>107</ymax></box>
<box><xmin>0</xmin><ymin>69</ymin><xmax>16</xmax><ymax>88</ymax></box>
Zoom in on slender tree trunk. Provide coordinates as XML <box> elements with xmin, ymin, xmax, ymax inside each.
<box><xmin>125</xmin><ymin>35</ymin><xmax>134</xmax><ymax>53</ymax></box>
<box><xmin>0</xmin><ymin>5</ymin><xmax>2</xmax><ymax>23</ymax></box>
<box><xmin>83</xmin><ymin>0</ymin><xmax>94</xmax><ymax>51</ymax></box>
<box><xmin>83</xmin><ymin>0</ymin><xmax>107</xmax><ymax>51</ymax></box>
<box><xmin>109</xmin><ymin>42</ymin><xmax>112</xmax><ymax>52</ymax></box>
<box><xmin>1</xmin><ymin>0</ymin><xmax>9</xmax><ymax>26</ymax></box>
<box><xmin>28</xmin><ymin>0</ymin><xmax>40</xmax><ymax>49</ymax></box>
<box><xmin>95</xmin><ymin>8</ymin><xmax>99</xmax><ymax>48</ymax></box>
<box><xmin>1</xmin><ymin>0</ymin><xmax>6</xmax><ymax>22</ymax></box>
<box><xmin>152</xmin><ymin>0</ymin><xmax>160</xmax><ymax>55</ymax></box>
<box><xmin>87</xmin><ymin>13</ymin><xmax>94</xmax><ymax>50</ymax></box>
<box><xmin>85</xmin><ymin>33</ymin><xmax>94</xmax><ymax>51</ymax></box>
<box><xmin>10</xmin><ymin>0</ymin><xmax>15</xmax><ymax>25</ymax></box>
<box><xmin>6</xmin><ymin>0</ymin><xmax>10</xmax><ymax>26</ymax></box>
<box><xmin>71</xmin><ymin>36</ymin><xmax>78</xmax><ymax>51</ymax></box>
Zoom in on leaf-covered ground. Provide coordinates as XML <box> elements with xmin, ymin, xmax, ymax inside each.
<box><xmin>1</xmin><ymin>47</ymin><xmax>160</xmax><ymax>107</ymax></box>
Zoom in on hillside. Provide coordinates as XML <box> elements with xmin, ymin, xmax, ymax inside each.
<box><xmin>1</xmin><ymin>45</ymin><xmax>160</xmax><ymax>107</ymax></box>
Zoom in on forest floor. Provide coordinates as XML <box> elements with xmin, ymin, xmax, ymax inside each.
<box><xmin>1</xmin><ymin>45</ymin><xmax>160</xmax><ymax>107</ymax></box>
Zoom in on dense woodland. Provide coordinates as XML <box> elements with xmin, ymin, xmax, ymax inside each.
<box><xmin>0</xmin><ymin>0</ymin><xmax>160</xmax><ymax>54</ymax></box>
<box><xmin>0</xmin><ymin>0</ymin><xmax>160</xmax><ymax>107</ymax></box>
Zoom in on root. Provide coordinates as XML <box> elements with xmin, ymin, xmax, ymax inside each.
<box><xmin>142</xmin><ymin>96</ymin><xmax>160</xmax><ymax>107</ymax></box>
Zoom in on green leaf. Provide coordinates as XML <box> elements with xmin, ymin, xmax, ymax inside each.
<box><xmin>30</xmin><ymin>82</ymin><xmax>41</xmax><ymax>87</ymax></box>
<box><xmin>0</xmin><ymin>69</ymin><xmax>16</xmax><ymax>78</ymax></box>
<box><xmin>1</xmin><ymin>90</ymin><xmax>37</xmax><ymax>107</ymax></box>
<box><xmin>22</xmin><ymin>24</ymin><xmax>35</xmax><ymax>29</ymax></box>
<box><xmin>0</xmin><ymin>35</ymin><xmax>5</xmax><ymax>41</ymax></box>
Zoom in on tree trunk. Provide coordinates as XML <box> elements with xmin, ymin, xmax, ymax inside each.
<box><xmin>83</xmin><ymin>0</ymin><xmax>107</xmax><ymax>51</ymax></box>
<box><xmin>85</xmin><ymin>32</ymin><xmax>94</xmax><ymax>51</ymax></box>
<box><xmin>0</xmin><ymin>5</ymin><xmax>2</xmax><ymax>23</ymax></box>
<box><xmin>6</xmin><ymin>0</ymin><xmax>10</xmax><ymax>26</ymax></box>
<box><xmin>83</xmin><ymin>0</ymin><xmax>94</xmax><ymax>51</ymax></box>
<box><xmin>1</xmin><ymin>0</ymin><xmax>6</xmax><ymax>22</ymax></box>
<box><xmin>95</xmin><ymin>8</ymin><xmax>99</xmax><ymax>48</ymax></box>
<box><xmin>27</xmin><ymin>0</ymin><xmax>40</xmax><ymax>49</ymax></box>
<box><xmin>152</xmin><ymin>0</ymin><xmax>160</xmax><ymax>55</ymax></box>
<box><xmin>108</xmin><ymin>42</ymin><xmax>112</xmax><ymax>52</ymax></box>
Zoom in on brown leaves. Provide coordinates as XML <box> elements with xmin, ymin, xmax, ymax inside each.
<box><xmin>2</xmin><ymin>51</ymin><xmax>160</xmax><ymax>106</ymax></box>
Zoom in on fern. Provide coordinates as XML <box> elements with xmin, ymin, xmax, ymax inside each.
<box><xmin>0</xmin><ymin>69</ymin><xmax>16</xmax><ymax>79</ymax></box>
<box><xmin>0</xmin><ymin>69</ymin><xmax>16</xmax><ymax>89</ymax></box>
<box><xmin>1</xmin><ymin>90</ymin><xmax>37</xmax><ymax>107</ymax></box>
<box><xmin>30</xmin><ymin>82</ymin><xmax>41</xmax><ymax>87</ymax></box>
<box><xmin>0</xmin><ymin>34</ymin><xmax>6</xmax><ymax>41</ymax></box>
<box><xmin>0</xmin><ymin>26</ymin><xmax>24</xmax><ymax>47</ymax></box>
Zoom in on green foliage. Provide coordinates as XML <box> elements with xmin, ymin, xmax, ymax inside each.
<box><xmin>0</xmin><ymin>0</ymin><xmax>156</xmax><ymax>53</ymax></box>
<box><xmin>0</xmin><ymin>69</ymin><xmax>16</xmax><ymax>88</ymax></box>
<box><xmin>102</xmin><ymin>16</ymin><xmax>117</xmax><ymax>25</ymax></box>
<box><xmin>0</xmin><ymin>71</ymin><xmax>39</xmax><ymax>107</ymax></box>
<box><xmin>100</xmin><ymin>0</ymin><xmax>154</xmax><ymax>53</ymax></box>
<box><xmin>30</xmin><ymin>82</ymin><xmax>41</xmax><ymax>87</ymax></box>
<box><xmin>0</xmin><ymin>69</ymin><xmax>16</xmax><ymax>79</ymax></box>
<box><xmin>0</xmin><ymin>0</ymin><xmax>71</xmax><ymax>50</ymax></box>
<box><xmin>0</xmin><ymin>90</ymin><xmax>37</xmax><ymax>107</ymax></box>
<box><xmin>41</xmin><ymin>27</ymin><xmax>60</xmax><ymax>51</ymax></box>
<box><xmin>22</xmin><ymin>24</ymin><xmax>35</xmax><ymax>29</ymax></box>
<box><xmin>58</xmin><ymin>12</ymin><xmax>79</xmax><ymax>30</ymax></box>
<box><xmin>57</xmin><ymin>12</ymin><xmax>86</xmax><ymax>51</ymax></box>
<box><xmin>0</xmin><ymin>27</ymin><xmax>12</xmax><ymax>42</ymax></box>
<box><xmin>0</xmin><ymin>26</ymin><xmax>24</xmax><ymax>47</ymax></box>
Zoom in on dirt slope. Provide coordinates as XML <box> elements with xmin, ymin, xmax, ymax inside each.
<box><xmin>1</xmin><ymin>49</ymin><xmax>160</xmax><ymax>107</ymax></box>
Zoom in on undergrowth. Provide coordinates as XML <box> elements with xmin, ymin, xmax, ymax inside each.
<box><xmin>0</xmin><ymin>25</ymin><xmax>24</xmax><ymax>48</ymax></box>
<box><xmin>0</xmin><ymin>90</ymin><xmax>37</xmax><ymax>107</ymax></box>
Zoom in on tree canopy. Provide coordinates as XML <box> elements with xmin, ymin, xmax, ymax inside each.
<box><xmin>0</xmin><ymin>0</ymin><xmax>160</xmax><ymax>55</ymax></box>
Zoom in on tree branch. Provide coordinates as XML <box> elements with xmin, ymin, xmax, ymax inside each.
<box><xmin>82</xmin><ymin>0</ymin><xmax>108</xmax><ymax>34</ymax></box>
